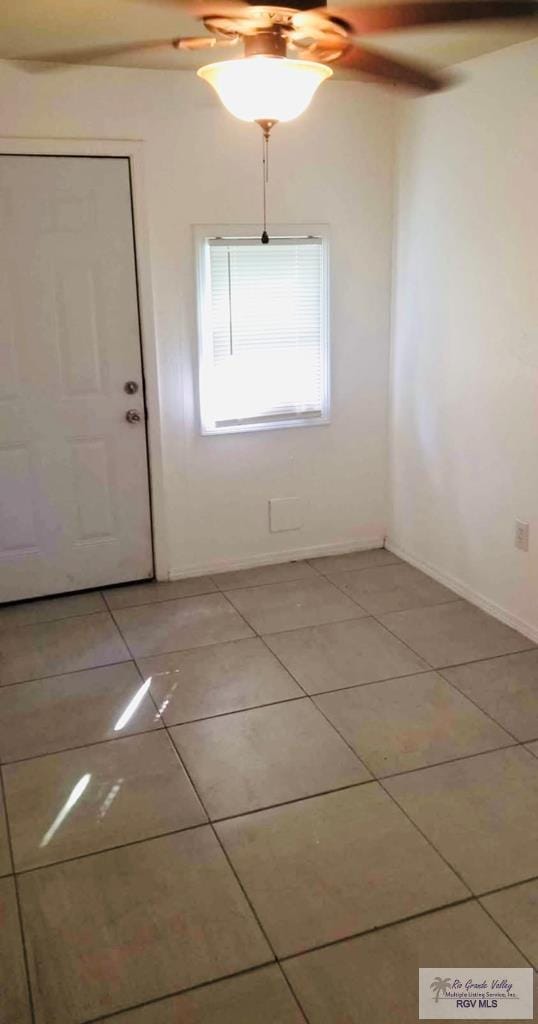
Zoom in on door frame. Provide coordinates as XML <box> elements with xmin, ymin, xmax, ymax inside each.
<box><xmin>0</xmin><ymin>138</ymin><xmax>168</xmax><ymax>582</ymax></box>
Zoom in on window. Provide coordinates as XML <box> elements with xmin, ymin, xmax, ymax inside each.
<box><xmin>195</xmin><ymin>226</ymin><xmax>330</xmax><ymax>434</ymax></box>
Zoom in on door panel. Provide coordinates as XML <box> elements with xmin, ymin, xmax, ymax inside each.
<box><xmin>0</xmin><ymin>156</ymin><xmax>153</xmax><ymax>602</ymax></box>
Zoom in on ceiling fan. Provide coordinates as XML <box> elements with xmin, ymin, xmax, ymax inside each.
<box><xmin>26</xmin><ymin>1</ymin><xmax>538</xmax><ymax>124</ymax></box>
<box><xmin>22</xmin><ymin>1</ymin><xmax>537</xmax><ymax>238</ymax></box>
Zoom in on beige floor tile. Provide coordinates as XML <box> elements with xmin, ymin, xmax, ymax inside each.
<box><xmin>385</xmin><ymin>747</ymin><xmax>538</xmax><ymax>893</ymax></box>
<box><xmin>442</xmin><ymin>650</ymin><xmax>538</xmax><ymax>742</ymax></box>
<box><xmin>213</xmin><ymin>561</ymin><xmax>317</xmax><ymax>591</ymax></box>
<box><xmin>0</xmin><ymin>613</ymin><xmax>130</xmax><ymax>687</ymax></box>
<box><xmin>172</xmin><ymin>699</ymin><xmax>369</xmax><ymax>819</ymax></box>
<box><xmin>101</xmin><ymin>966</ymin><xmax>306</xmax><ymax>1023</ymax></box>
<box><xmin>315</xmin><ymin>672</ymin><xmax>513</xmax><ymax>776</ymax></box>
<box><xmin>103</xmin><ymin>577</ymin><xmax>217</xmax><ymax>610</ymax></box>
<box><xmin>264</xmin><ymin>618</ymin><xmax>429</xmax><ymax>695</ymax></box>
<box><xmin>216</xmin><ymin>784</ymin><xmax>467</xmax><ymax>957</ymax></box>
<box><xmin>112</xmin><ymin>594</ymin><xmax>253</xmax><ymax>658</ymax></box>
<box><xmin>225</xmin><ymin>578</ymin><xmax>365</xmax><ymax>635</ymax></box>
<box><xmin>0</xmin><ymin>789</ymin><xmax>11</xmax><ymax>876</ymax></box>
<box><xmin>138</xmin><ymin>637</ymin><xmax>301</xmax><ymax>725</ymax></box>
<box><xmin>327</xmin><ymin>563</ymin><xmax>458</xmax><ymax>615</ymax></box>
<box><xmin>309</xmin><ymin>549</ymin><xmax>401</xmax><ymax>574</ymax></box>
<box><xmin>0</xmin><ymin>876</ymin><xmax>32</xmax><ymax>1024</ymax></box>
<box><xmin>0</xmin><ymin>662</ymin><xmax>161</xmax><ymax>763</ymax></box>
<box><xmin>0</xmin><ymin>591</ymin><xmax>105</xmax><ymax>630</ymax></box>
<box><xmin>527</xmin><ymin>741</ymin><xmax>538</xmax><ymax>757</ymax></box>
<box><xmin>5</xmin><ymin>731</ymin><xmax>206</xmax><ymax>871</ymax></box>
<box><xmin>481</xmin><ymin>879</ymin><xmax>538</xmax><ymax>968</ymax></box>
<box><xmin>283</xmin><ymin>901</ymin><xmax>535</xmax><ymax>1024</ymax></box>
<box><xmin>19</xmin><ymin>828</ymin><xmax>272</xmax><ymax>1024</ymax></box>
<box><xmin>379</xmin><ymin>601</ymin><xmax>534</xmax><ymax>668</ymax></box>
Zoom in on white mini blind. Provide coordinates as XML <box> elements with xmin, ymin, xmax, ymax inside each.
<box><xmin>198</xmin><ymin>234</ymin><xmax>329</xmax><ymax>432</ymax></box>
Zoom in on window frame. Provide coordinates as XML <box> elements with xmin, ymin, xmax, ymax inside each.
<box><xmin>194</xmin><ymin>223</ymin><xmax>331</xmax><ymax>436</ymax></box>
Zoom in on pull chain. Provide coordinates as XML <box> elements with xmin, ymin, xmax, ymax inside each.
<box><xmin>261</xmin><ymin>129</ymin><xmax>269</xmax><ymax>244</ymax></box>
<box><xmin>257</xmin><ymin>119</ymin><xmax>276</xmax><ymax>244</ymax></box>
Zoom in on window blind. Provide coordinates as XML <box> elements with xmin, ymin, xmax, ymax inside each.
<box><xmin>205</xmin><ymin>236</ymin><xmax>325</xmax><ymax>428</ymax></box>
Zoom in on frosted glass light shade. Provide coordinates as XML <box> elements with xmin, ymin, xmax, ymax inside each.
<box><xmin>197</xmin><ymin>56</ymin><xmax>332</xmax><ymax>123</ymax></box>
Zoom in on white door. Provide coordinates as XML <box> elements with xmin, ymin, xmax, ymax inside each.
<box><xmin>0</xmin><ymin>155</ymin><xmax>153</xmax><ymax>602</ymax></box>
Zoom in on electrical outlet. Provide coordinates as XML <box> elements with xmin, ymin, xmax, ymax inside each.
<box><xmin>515</xmin><ymin>520</ymin><xmax>530</xmax><ymax>552</ymax></box>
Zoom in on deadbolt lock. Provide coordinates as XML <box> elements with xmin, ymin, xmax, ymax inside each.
<box><xmin>124</xmin><ymin>381</ymin><xmax>139</xmax><ymax>394</ymax></box>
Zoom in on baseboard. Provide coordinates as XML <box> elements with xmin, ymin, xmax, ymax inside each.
<box><xmin>167</xmin><ymin>536</ymin><xmax>386</xmax><ymax>582</ymax></box>
<box><xmin>385</xmin><ymin>537</ymin><xmax>538</xmax><ymax>645</ymax></box>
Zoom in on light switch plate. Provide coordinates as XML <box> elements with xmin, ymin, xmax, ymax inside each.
<box><xmin>269</xmin><ymin>498</ymin><xmax>303</xmax><ymax>533</ymax></box>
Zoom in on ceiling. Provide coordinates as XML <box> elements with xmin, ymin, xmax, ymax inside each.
<box><xmin>1</xmin><ymin>0</ymin><xmax>537</xmax><ymax>73</ymax></box>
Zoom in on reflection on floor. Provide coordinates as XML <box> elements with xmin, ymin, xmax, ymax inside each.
<box><xmin>0</xmin><ymin>549</ymin><xmax>537</xmax><ymax>1023</ymax></box>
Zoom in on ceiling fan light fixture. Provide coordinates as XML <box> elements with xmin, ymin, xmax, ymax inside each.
<box><xmin>197</xmin><ymin>55</ymin><xmax>333</xmax><ymax>124</ymax></box>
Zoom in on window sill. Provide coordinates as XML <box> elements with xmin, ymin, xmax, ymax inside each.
<box><xmin>200</xmin><ymin>414</ymin><xmax>331</xmax><ymax>436</ymax></box>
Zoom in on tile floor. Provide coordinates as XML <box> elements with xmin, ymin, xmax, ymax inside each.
<box><xmin>0</xmin><ymin>549</ymin><xmax>536</xmax><ymax>1023</ymax></box>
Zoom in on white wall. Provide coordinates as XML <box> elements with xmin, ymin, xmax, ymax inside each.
<box><xmin>389</xmin><ymin>38</ymin><xmax>538</xmax><ymax>640</ymax></box>
<box><xmin>0</xmin><ymin>59</ymin><xmax>397</xmax><ymax>578</ymax></box>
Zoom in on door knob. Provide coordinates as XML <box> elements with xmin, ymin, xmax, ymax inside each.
<box><xmin>125</xmin><ymin>409</ymin><xmax>141</xmax><ymax>423</ymax></box>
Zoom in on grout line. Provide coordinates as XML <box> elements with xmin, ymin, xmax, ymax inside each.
<box><xmin>220</xmin><ymin>576</ymin><xmax>345</xmax><ymax>599</ymax></box>
<box><xmin>279</xmin><ymin>894</ymin><xmax>478</xmax><ymax>964</ymax></box>
<box><xmin>421</xmin><ymin>646</ymin><xmax>537</xmax><ymax>671</ymax></box>
<box><xmin>377</xmin><ymin>773</ymin><xmax>474</xmax><ymax>896</ymax></box>
<box><xmin>277</xmin><ymin>962</ymin><xmax>312</xmax><ymax>1023</ymax></box>
<box><xmin>371</xmin><ymin>740</ymin><xmax>521</xmax><ymax>782</ymax></box>
<box><xmin>431</xmin><ymin>648</ymin><xmax>538</xmax><ymax>671</ymax></box>
<box><xmin>101</xmin><ymin>605</ymin><xmax>282</xmax><ymax>977</ymax></box>
<box><xmin>156</xmin><ymin>705</ymin><xmax>284</xmax><ymax>992</ymax></box>
<box><xmin>129</xmin><ymin>603</ymin><xmax>314</xmax><ymax>1024</ymax></box>
<box><xmin>80</xmin><ymin>896</ymin><xmax>485</xmax><ymax>1024</ymax></box>
<box><xmin>364</xmin><ymin>603</ymin><xmax>536</xmax><ymax>670</ymax></box>
<box><xmin>164</xmin><ymin>692</ymin><xmax>307</xmax><ymax>728</ymax></box>
<box><xmin>7</xmin><ymin>735</ymin><xmax>534</xmax><ymax>878</ymax></box>
<box><xmin>81</xmin><ymin>961</ymin><xmax>279</xmax><ymax>1024</ymax></box>
<box><xmin>10</xmin><ymin>821</ymin><xmax>210</xmax><ymax>878</ymax></box>
<box><xmin>0</xmin><ymin>769</ymin><xmax>36</xmax><ymax>1024</ymax></box>
<box><xmin>477</xmin><ymin>874</ymin><xmax>538</xmax><ymax>900</ymax></box>
<box><xmin>0</xmin><ymin>607</ymin><xmax>108</xmax><ymax>635</ymax></box>
<box><xmin>309</xmin><ymin>691</ymin><xmax>474</xmax><ymax>899</ymax></box>
<box><xmin>319</xmin><ymin>564</ymin><xmax>461</xmax><ymax>617</ymax></box>
<box><xmin>308</xmin><ymin>554</ymin><xmax>403</xmax><ymax>580</ymax></box>
<box><xmin>256</xmin><ymin>613</ymin><xmax>369</xmax><ymax>640</ymax></box>
<box><xmin>477</xmin><ymin>899</ymin><xmax>537</xmax><ymax>972</ymax></box>
<box><xmin>356</xmin><ymin>610</ymin><xmax>437</xmax><ymax>668</ymax></box>
<box><xmin>301</xmin><ymin>665</ymin><xmax>433</xmax><ymax>695</ymax></box>
<box><xmin>379</xmin><ymin>740</ymin><xmax>538</xmax><ymax>780</ymax></box>
<box><xmin>0</xmin><ymin>721</ymin><xmax>165</xmax><ymax>769</ymax></box>
<box><xmin>206</xmin><ymin>779</ymin><xmax>373</xmax><ymax>825</ymax></box>
<box><xmin>435</xmin><ymin>669</ymin><xmax>523</xmax><ymax>744</ymax></box>
<box><xmin>65</xmin><ymin>885</ymin><xmax>538</xmax><ymax>1024</ymax></box>
<box><xmin>102</xmin><ymin>585</ymin><xmax>218</xmax><ymax>613</ymax></box>
<box><xmin>0</xmin><ymin>656</ymin><xmax>138</xmax><ymax>691</ymax></box>
<box><xmin>211</xmin><ymin>570</ymin><xmax>322</xmax><ymax>594</ymax></box>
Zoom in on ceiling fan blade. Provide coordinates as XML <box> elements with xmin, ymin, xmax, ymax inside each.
<box><xmin>17</xmin><ymin>39</ymin><xmax>176</xmax><ymax>70</ymax></box>
<box><xmin>130</xmin><ymin>0</ymin><xmax>249</xmax><ymax>14</ymax></box>
<box><xmin>324</xmin><ymin>2</ymin><xmax>538</xmax><ymax>36</ymax></box>
<box><xmin>174</xmin><ymin>34</ymin><xmax>238</xmax><ymax>48</ymax></box>
<box><xmin>333</xmin><ymin>43</ymin><xmax>450</xmax><ymax>90</ymax></box>
<box><xmin>17</xmin><ymin>34</ymin><xmax>232</xmax><ymax>71</ymax></box>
